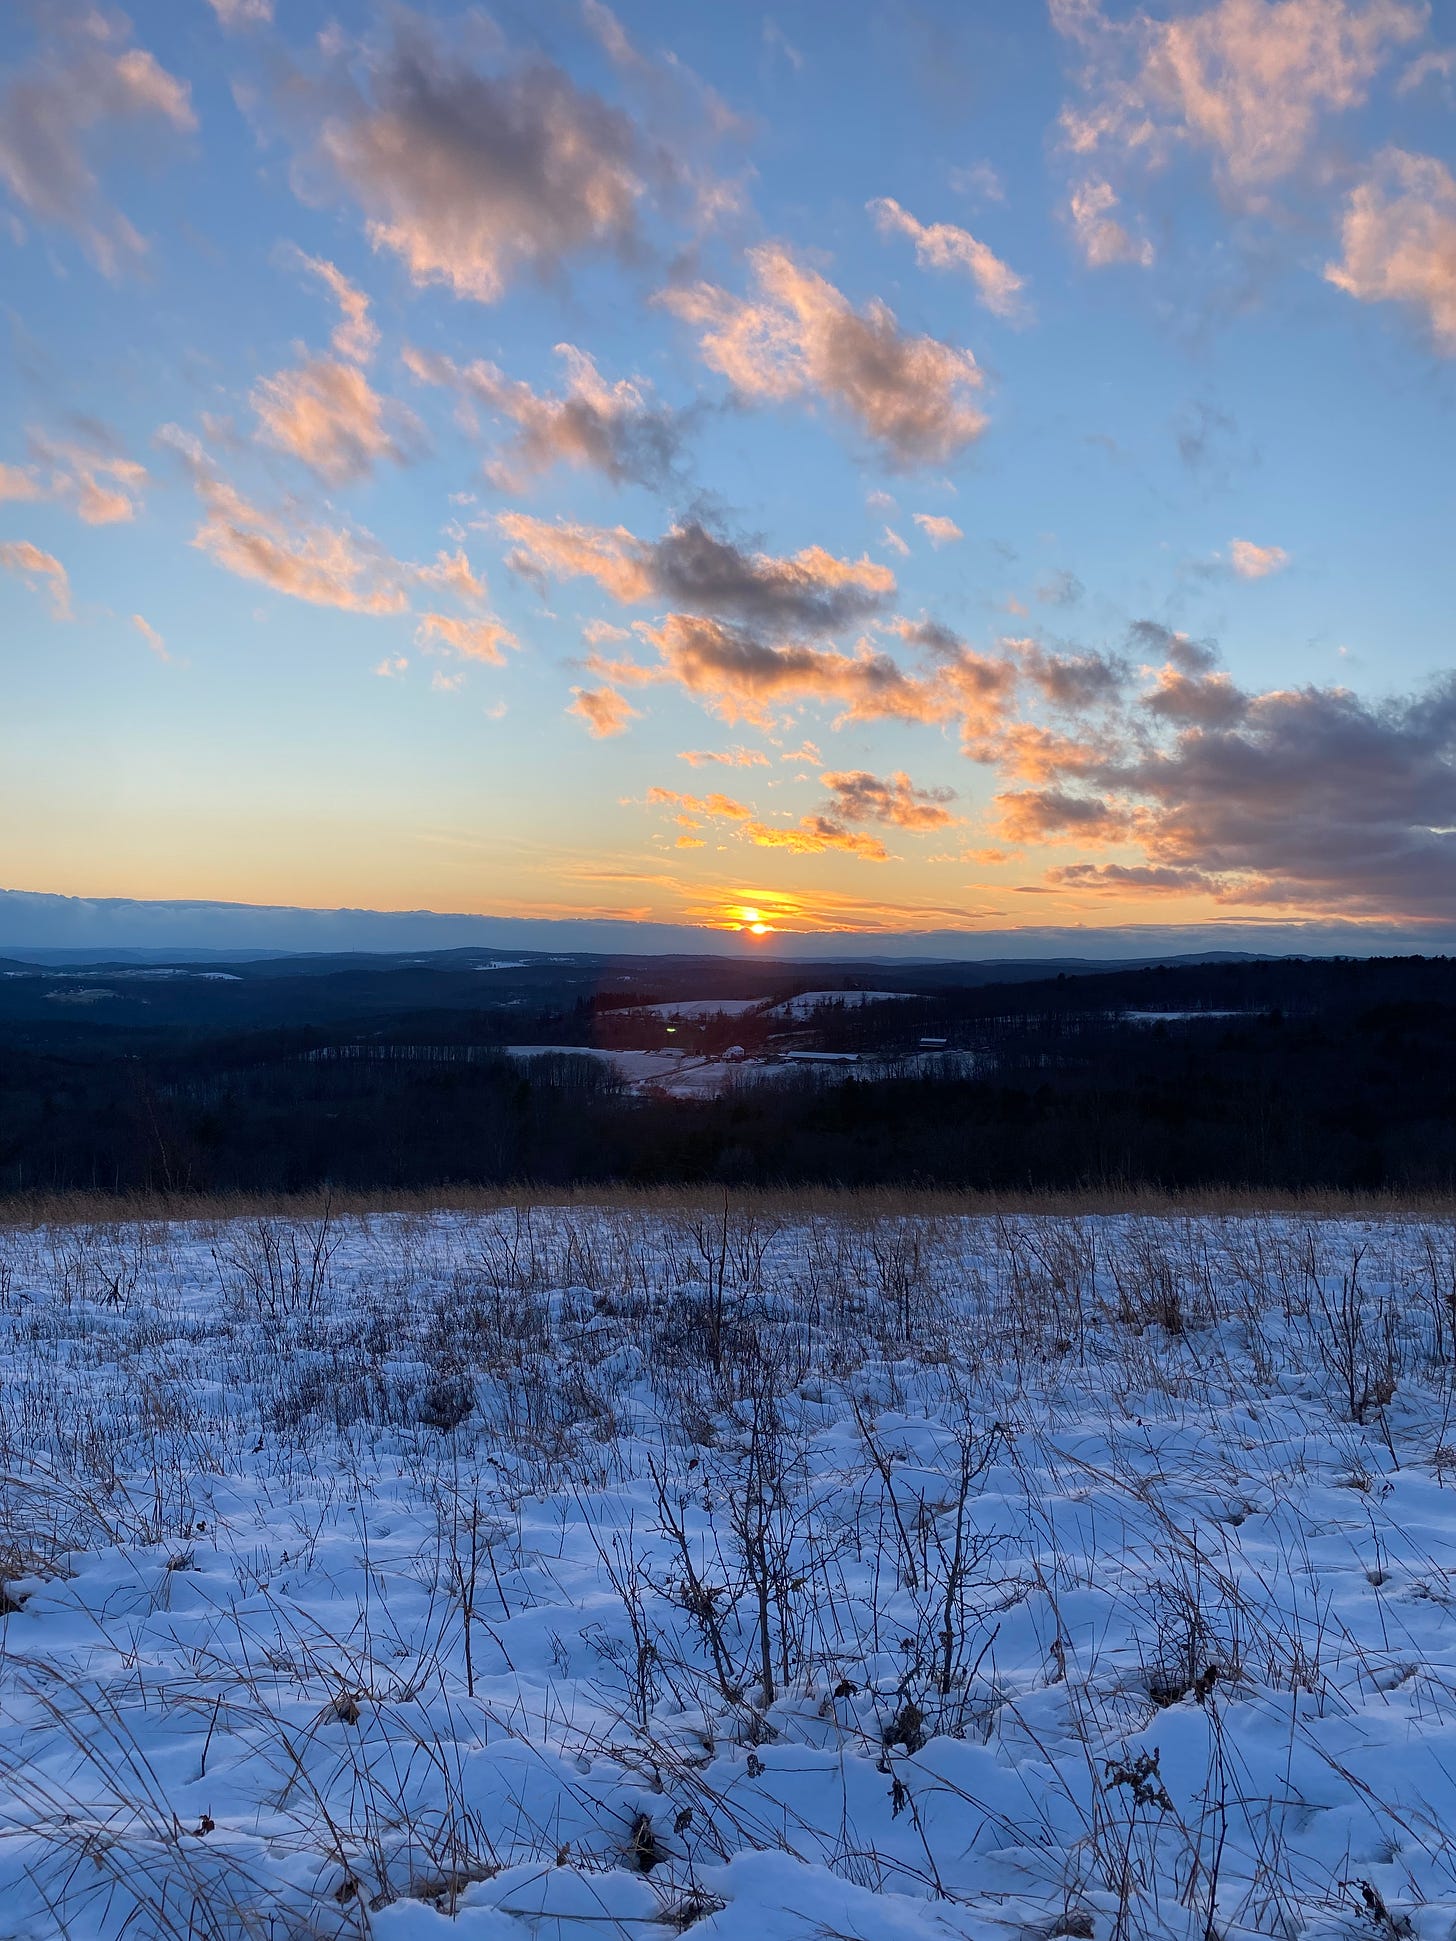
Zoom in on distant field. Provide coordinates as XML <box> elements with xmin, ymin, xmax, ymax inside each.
<box><xmin>6</xmin><ymin>1203</ymin><xmax>1456</xmax><ymax>1937</ymax></box>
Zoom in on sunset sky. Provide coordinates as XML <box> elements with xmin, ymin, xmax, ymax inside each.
<box><xmin>2</xmin><ymin>0</ymin><xmax>1455</xmax><ymax>951</ymax></box>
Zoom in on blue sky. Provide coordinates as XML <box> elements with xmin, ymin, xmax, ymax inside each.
<box><xmin>2</xmin><ymin>0</ymin><xmax>1454</xmax><ymax>950</ymax></box>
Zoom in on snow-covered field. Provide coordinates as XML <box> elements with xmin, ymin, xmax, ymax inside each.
<box><xmin>5</xmin><ymin>1205</ymin><xmax>1456</xmax><ymax>1940</ymax></box>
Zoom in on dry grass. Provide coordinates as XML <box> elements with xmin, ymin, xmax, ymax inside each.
<box><xmin>3</xmin><ymin>1178</ymin><xmax>1455</xmax><ymax>1232</ymax></box>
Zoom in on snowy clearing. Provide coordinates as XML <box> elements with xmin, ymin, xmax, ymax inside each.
<box><xmin>767</xmin><ymin>991</ymin><xmax>914</xmax><ymax>1019</ymax></box>
<box><xmin>5</xmin><ymin>1207</ymin><xmax>1456</xmax><ymax>1939</ymax></box>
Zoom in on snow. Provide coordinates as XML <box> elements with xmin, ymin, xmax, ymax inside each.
<box><xmin>503</xmin><ymin>1045</ymin><xmax>734</xmax><ymax>1096</ymax></box>
<box><xmin>630</xmin><ymin>999</ymin><xmax>767</xmax><ymax>1019</ymax></box>
<box><xmin>768</xmin><ymin>989</ymin><xmax>914</xmax><ymax>1018</ymax></box>
<box><xmin>1123</xmin><ymin>1010</ymin><xmax>1248</xmax><ymax>1024</ymax></box>
<box><xmin>5</xmin><ymin>1207</ymin><xmax>1456</xmax><ymax>1938</ymax></box>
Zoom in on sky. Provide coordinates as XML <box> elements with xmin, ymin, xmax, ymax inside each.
<box><xmin>2</xmin><ymin>0</ymin><xmax>1455</xmax><ymax>955</ymax></box>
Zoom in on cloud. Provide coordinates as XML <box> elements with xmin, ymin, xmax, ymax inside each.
<box><xmin>949</xmin><ymin>161</ymin><xmax>1006</xmax><ymax>203</ymax></box>
<box><xmin>568</xmin><ymin>685</ymin><xmax>638</xmax><ymax>737</ymax></box>
<box><xmin>746</xmin><ymin>817</ymin><xmax>890</xmax><ymax>860</ymax></box>
<box><xmin>1396</xmin><ymin>46</ymin><xmax>1456</xmax><ymax>94</ymax></box>
<box><xmin>1051</xmin><ymin>862</ymin><xmax>1217</xmax><ymax>893</ymax></box>
<box><xmin>131</xmin><ymin>613</ymin><xmax>172</xmax><ymax>662</ymax></box>
<box><xmin>1067</xmin><ymin>179</ymin><xmax>1154</xmax><ymax>267</ymax></box>
<box><xmin>0</xmin><ymin>9</ymin><xmax>194</xmax><ymax>274</ymax></box>
<box><xmin>1229</xmin><ymin>536</ymin><xmax>1291</xmax><ymax>577</ymax></box>
<box><xmin>762</xmin><ymin>18</ymin><xmax>806</xmax><ymax>72</ymax></box>
<box><xmin>913</xmin><ymin>512</ymin><xmax>963</xmax><ymax>547</ymax></box>
<box><xmin>20</xmin><ymin>429</ymin><xmax>148</xmax><ymax>524</ymax></box>
<box><xmin>499</xmin><ymin>514</ymin><xmax>654</xmax><ymax>602</ymax></box>
<box><xmin>406</xmin><ymin>342</ymin><xmax>682</xmax><ymax>488</ymax></box>
<box><xmin>413</xmin><ymin>548</ymin><xmax>488</xmax><ymax>603</ymax></box>
<box><xmin>678</xmin><ymin>746</ymin><xmax>770</xmax><ymax>767</ymax></box>
<box><xmin>0</xmin><ymin>539</ymin><xmax>71</xmax><ymax>618</ymax></box>
<box><xmin>1056</xmin><ymin>0</ymin><xmax>1425</xmax><ymax>204</ymax></box>
<box><xmin>1325</xmin><ymin>148</ymin><xmax>1456</xmax><ymax>349</ymax></box>
<box><xmin>646</xmin><ymin>785</ymin><xmax>753</xmax><ymax>820</ymax></box>
<box><xmin>164</xmin><ymin>430</ymin><xmax>408</xmax><ymax>615</ymax></box>
<box><xmin>819</xmin><ymin>769</ymin><xmax>959</xmax><ymax>831</ymax></box>
<box><xmin>1141</xmin><ymin>663</ymin><xmax>1248</xmax><ymax>726</ymax></box>
<box><xmin>582</xmin><ymin>0</ymin><xmax>643</xmax><ymax>70</ymax></box>
<box><xmin>253</xmin><ymin>357</ymin><xmax>423</xmax><ymax>485</ymax></box>
<box><xmin>1118</xmin><ymin>678</ymin><xmax>1456</xmax><ymax>916</ymax></box>
<box><xmin>287</xmin><ymin>249</ymin><xmax>378</xmax><ymax>364</ymax></box>
<box><xmin>208</xmin><ymin>0</ymin><xmax>273</xmax><ymax>27</ymax></box>
<box><xmin>993</xmin><ymin>787</ymin><xmax>1127</xmax><ymax>844</ymax></box>
<box><xmin>939</xmin><ymin>617</ymin><xmax>1456</xmax><ymax>921</ymax></box>
<box><xmin>882</xmin><ymin>525</ymin><xmax>910</xmax><ymax>557</ymax></box>
<box><xmin>868</xmin><ymin>196</ymin><xmax>1027</xmax><ymax>318</ymax></box>
<box><xmin>415</xmin><ymin>613</ymin><xmax>517</xmax><ymax>665</ymax></box>
<box><xmin>289</xmin><ymin>21</ymin><xmax>651</xmax><ymax>303</ymax></box>
<box><xmin>659</xmin><ymin>243</ymin><xmax>987</xmax><ymax>466</ymax></box>
<box><xmin>1015</xmin><ymin>640</ymin><xmax>1126</xmax><ymax>708</ymax></box>
<box><xmin>499</xmin><ymin>514</ymin><xmax>896</xmax><ymax>632</ymax></box>
<box><xmin>1036</xmin><ymin>568</ymin><xmax>1085</xmax><ymax>606</ymax></box>
<box><xmin>616</xmin><ymin>613</ymin><xmax>950</xmax><ymax>728</ymax></box>
<box><xmin>0</xmin><ymin>464</ymin><xmax>41</xmax><ymax>503</ymax></box>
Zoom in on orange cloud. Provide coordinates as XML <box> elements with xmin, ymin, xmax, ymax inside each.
<box><xmin>868</xmin><ymin>197</ymin><xmax>1028</xmax><ymax>318</ymax></box>
<box><xmin>0</xmin><ymin>464</ymin><xmax>41</xmax><ymax>503</ymax></box>
<box><xmin>500</xmin><ymin>512</ymin><xmax>896</xmax><ymax>632</ymax></box>
<box><xmin>1230</xmin><ymin>537</ymin><xmax>1290</xmax><ymax>578</ymax></box>
<box><xmin>1057</xmin><ymin>0</ymin><xmax>1424</xmax><ymax>202</ymax></box>
<box><xmin>164</xmin><ymin>430</ymin><xmax>409</xmax><ymax>615</ymax></box>
<box><xmin>20</xmin><ymin>431</ymin><xmax>147</xmax><ymax>525</ymax></box>
<box><xmin>131</xmin><ymin>613</ymin><xmax>173</xmax><ymax>662</ymax></box>
<box><xmin>913</xmin><ymin>512</ymin><xmax>964</xmax><ymax>547</ymax></box>
<box><xmin>746</xmin><ymin>818</ymin><xmax>890</xmax><ymax>861</ymax></box>
<box><xmin>622</xmin><ymin>614</ymin><xmax>949</xmax><ymax>728</ymax></box>
<box><xmin>1326</xmin><ymin>148</ymin><xmax>1456</xmax><ymax>349</ymax></box>
<box><xmin>253</xmin><ymin>358</ymin><xmax>422</xmax><ymax>485</ymax></box>
<box><xmin>568</xmin><ymin>685</ymin><xmax>639</xmax><ymax>737</ymax></box>
<box><xmin>287</xmin><ymin>250</ymin><xmax>379</xmax><ymax>364</ymax></box>
<box><xmin>678</xmin><ymin>746</ymin><xmax>770</xmax><ymax>768</ymax></box>
<box><xmin>1066</xmin><ymin>179</ymin><xmax>1154</xmax><ymax>268</ymax></box>
<box><xmin>819</xmin><ymin>769</ymin><xmax>959</xmax><ymax>831</ymax></box>
<box><xmin>413</xmin><ymin>549</ymin><xmax>488</xmax><ymax>603</ymax></box>
<box><xmin>646</xmin><ymin>786</ymin><xmax>753</xmax><ymax>820</ymax></box>
<box><xmin>0</xmin><ymin>539</ymin><xmax>72</xmax><ymax>618</ymax></box>
<box><xmin>415</xmin><ymin>613</ymin><xmax>517</xmax><ymax>664</ymax></box>
<box><xmin>499</xmin><ymin>513</ymin><xmax>654</xmax><ymax>602</ymax></box>
<box><xmin>660</xmin><ymin>243</ymin><xmax>987</xmax><ymax>466</ymax></box>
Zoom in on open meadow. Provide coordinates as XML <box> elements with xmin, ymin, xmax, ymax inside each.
<box><xmin>5</xmin><ymin>1199</ymin><xmax>1456</xmax><ymax>1940</ymax></box>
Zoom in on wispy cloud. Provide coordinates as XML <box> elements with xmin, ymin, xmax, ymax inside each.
<box><xmin>0</xmin><ymin>9</ymin><xmax>194</xmax><ymax>274</ymax></box>
<box><xmin>406</xmin><ymin>343</ymin><xmax>683</xmax><ymax>489</ymax></box>
<box><xmin>0</xmin><ymin>539</ymin><xmax>71</xmax><ymax>618</ymax></box>
<box><xmin>868</xmin><ymin>196</ymin><xmax>1027</xmax><ymax>318</ymax></box>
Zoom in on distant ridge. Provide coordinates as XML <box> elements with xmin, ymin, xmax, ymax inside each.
<box><xmin>0</xmin><ymin>887</ymin><xmax>1443</xmax><ymax>963</ymax></box>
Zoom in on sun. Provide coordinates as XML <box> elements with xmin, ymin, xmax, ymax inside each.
<box><xmin>732</xmin><ymin>904</ymin><xmax>774</xmax><ymax>937</ymax></box>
